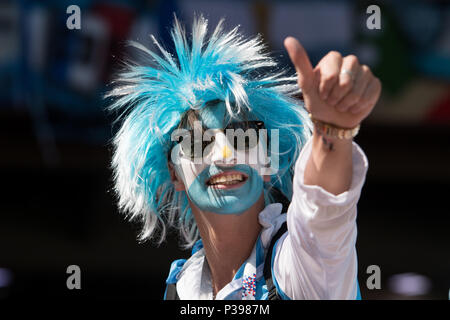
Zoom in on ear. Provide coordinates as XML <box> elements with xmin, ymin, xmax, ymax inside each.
<box><xmin>167</xmin><ymin>161</ymin><xmax>186</xmax><ymax>191</ymax></box>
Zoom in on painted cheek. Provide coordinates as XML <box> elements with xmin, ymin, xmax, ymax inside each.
<box><xmin>186</xmin><ymin>164</ymin><xmax>264</xmax><ymax>215</ymax></box>
<box><xmin>175</xmin><ymin>157</ymin><xmax>208</xmax><ymax>190</ymax></box>
<box><xmin>234</xmin><ymin>144</ymin><xmax>270</xmax><ymax>176</ymax></box>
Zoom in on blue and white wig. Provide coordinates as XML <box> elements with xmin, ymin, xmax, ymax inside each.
<box><xmin>107</xmin><ymin>15</ymin><xmax>312</xmax><ymax>247</ymax></box>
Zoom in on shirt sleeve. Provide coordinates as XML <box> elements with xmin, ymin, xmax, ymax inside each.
<box><xmin>273</xmin><ymin>137</ymin><xmax>369</xmax><ymax>299</ymax></box>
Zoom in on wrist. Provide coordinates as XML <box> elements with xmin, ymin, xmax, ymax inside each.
<box><xmin>309</xmin><ymin>114</ymin><xmax>360</xmax><ymax>140</ymax></box>
<box><xmin>306</xmin><ymin>129</ymin><xmax>353</xmax><ymax>195</ymax></box>
<box><xmin>312</xmin><ymin>129</ymin><xmax>352</xmax><ymax>153</ymax></box>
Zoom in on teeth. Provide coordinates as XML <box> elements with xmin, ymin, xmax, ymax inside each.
<box><xmin>209</xmin><ymin>174</ymin><xmax>244</xmax><ymax>185</ymax></box>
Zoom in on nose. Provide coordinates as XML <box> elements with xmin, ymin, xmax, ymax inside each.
<box><xmin>221</xmin><ymin>145</ymin><xmax>232</xmax><ymax>159</ymax></box>
<box><xmin>209</xmin><ymin>132</ymin><xmax>236</xmax><ymax>166</ymax></box>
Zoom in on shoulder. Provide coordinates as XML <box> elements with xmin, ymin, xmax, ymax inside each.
<box><xmin>165</xmin><ymin>239</ymin><xmax>204</xmax><ymax>285</ymax></box>
<box><xmin>166</xmin><ymin>259</ymin><xmax>187</xmax><ymax>284</ymax></box>
<box><xmin>258</xmin><ymin>203</ymin><xmax>287</xmax><ymax>249</ymax></box>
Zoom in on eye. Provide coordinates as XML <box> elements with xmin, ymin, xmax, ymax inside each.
<box><xmin>202</xmin><ymin>136</ymin><xmax>214</xmax><ymax>149</ymax></box>
<box><xmin>225</xmin><ymin>122</ymin><xmax>261</xmax><ymax>151</ymax></box>
<box><xmin>202</xmin><ymin>135</ymin><xmax>215</xmax><ymax>157</ymax></box>
<box><xmin>231</xmin><ymin>135</ymin><xmax>254</xmax><ymax>150</ymax></box>
<box><xmin>191</xmin><ymin>139</ymin><xmax>204</xmax><ymax>159</ymax></box>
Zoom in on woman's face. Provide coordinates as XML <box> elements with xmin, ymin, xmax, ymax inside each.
<box><xmin>170</xmin><ymin>102</ymin><xmax>271</xmax><ymax>215</ymax></box>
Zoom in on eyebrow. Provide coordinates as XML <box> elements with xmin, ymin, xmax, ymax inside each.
<box><xmin>178</xmin><ymin>100</ymin><xmax>257</xmax><ymax>132</ymax></box>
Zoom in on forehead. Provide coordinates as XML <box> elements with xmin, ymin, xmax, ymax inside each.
<box><xmin>198</xmin><ymin>101</ymin><xmax>228</xmax><ymax>129</ymax></box>
<box><xmin>187</xmin><ymin>101</ymin><xmax>258</xmax><ymax>129</ymax></box>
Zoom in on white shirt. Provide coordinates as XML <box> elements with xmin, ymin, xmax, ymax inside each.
<box><xmin>166</xmin><ymin>138</ymin><xmax>369</xmax><ymax>299</ymax></box>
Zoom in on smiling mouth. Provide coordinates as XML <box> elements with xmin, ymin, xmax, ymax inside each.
<box><xmin>206</xmin><ymin>171</ymin><xmax>249</xmax><ymax>188</ymax></box>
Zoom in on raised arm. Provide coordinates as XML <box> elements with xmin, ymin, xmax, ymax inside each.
<box><xmin>269</xmin><ymin>37</ymin><xmax>381</xmax><ymax>300</ymax></box>
<box><xmin>284</xmin><ymin>37</ymin><xmax>381</xmax><ymax>195</ymax></box>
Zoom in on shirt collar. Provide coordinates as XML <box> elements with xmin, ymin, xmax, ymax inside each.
<box><xmin>176</xmin><ymin>203</ymin><xmax>284</xmax><ymax>300</ymax></box>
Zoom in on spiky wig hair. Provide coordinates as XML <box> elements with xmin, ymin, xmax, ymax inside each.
<box><xmin>107</xmin><ymin>15</ymin><xmax>312</xmax><ymax>247</ymax></box>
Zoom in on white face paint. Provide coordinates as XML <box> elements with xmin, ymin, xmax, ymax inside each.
<box><xmin>168</xmin><ymin>102</ymin><xmax>276</xmax><ymax>214</ymax></box>
<box><xmin>171</xmin><ymin>129</ymin><xmax>271</xmax><ymax>190</ymax></box>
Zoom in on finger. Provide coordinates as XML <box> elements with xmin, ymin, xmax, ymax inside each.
<box><xmin>352</xmin><ymin>65</ymin><xmax>372</xmax><ymax>97</ymax></box>
<box><xmin>334</xmin><ymin>64</ymin><xmax>371</xmax><ymax>112</ymax></box>
<box><xmin>284</xmin><ymin>36</ymin><xmax>314</xmax><ymax>92</ymax></box>
<box><xmin>349</xmin><ymin>77</ymin><xmax>381</xmax><ymax>114</ymax></box>
<box><xmin>327</xmin><ymin>55</ymin><xmax>359</xmax><ymax>108</ymax></box>
<box><xmin>315</xmin><ymin>51</ymin><xmax>342</xmax><ymax>100</ymax></box>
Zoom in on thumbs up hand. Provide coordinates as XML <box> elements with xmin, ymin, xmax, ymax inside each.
<box><xmin>284</xmin><ymin>37</ymin><xmax>381</xmax><ymax>129</ymax></box>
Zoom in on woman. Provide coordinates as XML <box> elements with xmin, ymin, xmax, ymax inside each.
<box><xmin>107</xmin><ymin>15</ymin><xmax>381</xmax><ymax>300</ymax></box>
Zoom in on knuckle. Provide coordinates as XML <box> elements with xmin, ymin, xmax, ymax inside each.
<box><xmin>327</xmin><ymin>50</ymin><xmax>342</xmax><ymax>60</ymax></box>
<box><xmin>359</xmin><ymin>97</ymin><xmax>368</xmax><ymax>106</ymax></box>
<box><xmin>350</xmin><ymin>105</ymin><xmax>362</xmax><ymax>114</ymax></box>
<box><xmin>351</xmin><ymin>96</ymin><xmax>361</xmax><ymax>105</ymax></box>
<box><xmin>329</xmin><ymin>89</ymin><xmax>340</xmax><ymax>100</ymax></box>
<box><xmin>324</xmin><ymin>73</ymin><xmax>338</xmax><ymax>83</ymax></box>
<box><xmin>347</xmin><ymin>92</ymin><xmax>360</xmax><ymax>104</ymax></box>
<box><xmin>340</xmin><ymin>77</ymin><xmax>352</xmax><ymax>89</ymax></box>
<box><xmin>362</xmin><ymin>64</ymin><xmax>373</xmax><ymax>76</ymax></box>
<box><xmin>328</xmin><ymin>50</ymin><xmax>342</xmax><ymax>59</ymax></box>
<box><xmin>346</xmin><ymin>54</ymin><xmax>359</xmax><ymax>65</ymax></box>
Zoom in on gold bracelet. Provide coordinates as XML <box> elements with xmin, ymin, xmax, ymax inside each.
<box><xmin>309</xmin><ymin>114</ymin><xmax>360</xmax><ymax>140</ymax></box>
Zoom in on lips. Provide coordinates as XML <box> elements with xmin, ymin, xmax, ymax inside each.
<box><xmin>206</xmin><ymin>171</ymin><xmax>248</xmax><ymax>189</ymax></box>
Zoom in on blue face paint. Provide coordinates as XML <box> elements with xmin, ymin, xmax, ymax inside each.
<box><xmin>199</xmin><ymin>101</ymin><xmax>258</xmax><ymax>128</ymax></box>
<box><xmin>186</xmin><ymin>164</ymin><xmax>264</xmax><ymax>214</ymax></box>
<box><xmin>199</xmin><ymin>102</ymin><xmax>228</xmax><ymax>128</ymax></box>
<box><xmin>175</xmin><ymin>102</ymin><xmax>266</xmax><ymax>214</ymax></box>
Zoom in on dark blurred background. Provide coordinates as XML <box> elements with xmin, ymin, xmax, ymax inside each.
<box><xmin>0</xmin><ymin>0</ymin><xmax>449</xmax><ymax>300</ymax></box>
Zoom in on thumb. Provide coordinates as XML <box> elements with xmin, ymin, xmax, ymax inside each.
<box><xmin>284</xmin><ymin>37</ymin><xmax>314</xmax><ymax>91</ymax></box>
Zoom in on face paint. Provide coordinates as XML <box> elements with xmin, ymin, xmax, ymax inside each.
<box><xmin>171</xmin><ymin>102</ymin><xmax>270</xmax><ymax>215</ymax></box>
<box><xmin>187</xmin><ymin>164</ymin><xmax>264</xmax><ymax>214</ymax></box>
